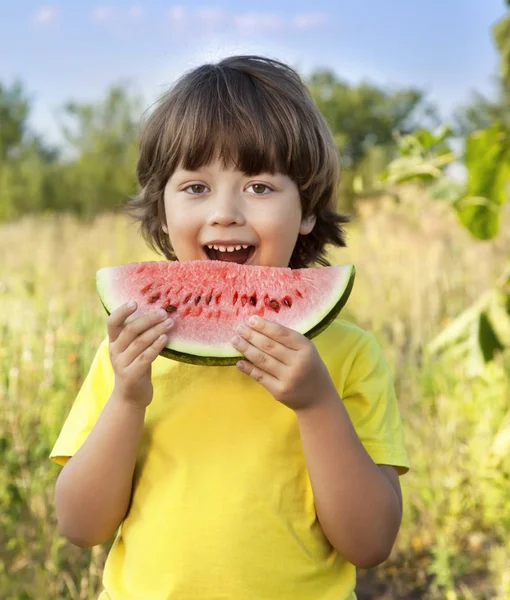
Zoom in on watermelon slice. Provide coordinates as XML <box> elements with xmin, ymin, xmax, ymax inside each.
<box><xmin>96</xmin><ymin>261</ymin><xmax>355</xmax><ymax>366</ymax></box>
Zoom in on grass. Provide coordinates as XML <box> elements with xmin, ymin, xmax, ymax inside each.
<box><xmin>1</xmin><ymin>189</ymin><xmax>510</xmax><ymax>599</ymax></box>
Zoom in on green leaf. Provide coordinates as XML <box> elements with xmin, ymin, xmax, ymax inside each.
<box><xmin>380</xmin><ymin>156</ymin><xmax>441</xmax><ymax>184</ymax></box>
<box><xmin>454</xmin><ymin>124</ymin><xmax>510</xmax><ymax>239</ymax></box>
<box><xmin>465</xmin><ymin>124</ymin><xmax>510</xmax><ymax>202</ymax></box>
<box><xmin>453</xmin><ymin>195</ymin><xmax>501</xmax><ymax>240</ymax></box>
<box><xmin>479</xmin><ymin>311</ymin><xmax>504</xmax><ymax>362</ymax></box>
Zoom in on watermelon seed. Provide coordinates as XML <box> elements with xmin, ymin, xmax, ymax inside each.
<box><xmin>282</xmin><ymin>296</ymin><xmax>293</xmax><ymax>308</ymax></box>
<box><xmin>241</xmin><ymin>295</ymin><xmax>248</xmax><ymax>307</ymax></box>
<box><xmin>195</xmin><ymin>295</ymin><xmax>201</xmax><ymax>305</ymax></box>
<box><xmin>269</xmin><ymin>299</ymin><xmax>280</xmax><ymax>312</ymax></box>
<box><xmin>140</xmin><ymin>283</ymin><xmax>153</xmax><ymax>295</ymax></box>
<box><xmin>249</xmin><ymin>295</ymin><xmax>257</xmax><ymax>306</ymax></box>
<box><xmin>295</xmin><ymin>289</ymin><xmax>303</xmax><ymax>298</ymax></box>
<box><xmin>184</xmin><ymin>294</ymin><xmax>192</xmax><ymax>304</ymax></box>
<box><xmin>206</xmin><ymin>295</ymin><xmax>213</xmax><ymax>305</ymax></box>
<box><xmin>165</xmin><ymin>305</ymin><xmax>178</xmax><ymax>313</ymax></box>
<box><xmin>215</xmin><ymin>293</ymin><xmax>222</xmax><ymax>304</ymax></box>
<box><xmin>149</xmin><ymin>293</ymin><xmax>161</xmax><ymax>304</ymax></box>
<box><xmin>232</xmin><ymin>291</ymin><xmax>238</xmax><ymax>305</ymax></box>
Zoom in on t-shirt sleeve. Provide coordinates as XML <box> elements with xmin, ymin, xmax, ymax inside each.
<box><xmin>50</xmin><ymin>337</ymin><xmax>114</xmax><ymax>466</ymax></box>
<box><xmin>341</xmin><ymin>332</ymin><xmax>410</xmax><ymax>475</ymax></box>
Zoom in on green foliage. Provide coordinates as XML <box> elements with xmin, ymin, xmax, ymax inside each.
<box><xmin>0</xmin><ymin>82</ymin><xmax>140</xmax><ymax>220</ymax></box>
<box><xmin>380</xmin><ymin>125</ymin><xmax>455</xmax><ymax>185</ymax></box>
<box><xmin>454</xmin><ymin>124</ymin><xmax>510</xmax><ymax>240</ymax></box>
<box><xmin>307</xmin><ymin>70</ymin><xmax>437</xmax><ymax>168</ymax></box>
<box><xmin>493</xmin><ymin>8</ymin><xmax>510</xmax><ymax>88</ymax></box>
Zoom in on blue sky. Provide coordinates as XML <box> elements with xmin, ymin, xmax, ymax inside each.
<box><xmin>1</xmin><ymin>1</ymin><xmax>507</xmax><ymax>147</ymax></box>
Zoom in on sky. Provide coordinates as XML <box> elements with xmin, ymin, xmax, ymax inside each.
<box><xmin>1</xmin><ymin>0</ymin><xmax>507</xmax><ymax>147</ymax></box>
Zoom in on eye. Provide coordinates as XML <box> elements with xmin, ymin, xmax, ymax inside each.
<box><xmin>247</xmin><ymin>183</ymin><xmax>273</xmax><ymax>195</ymax></box>
<box><xmin>184</xmin><ymin>184</ymin><xmax>208</xmax><ymax>195</ymax></box>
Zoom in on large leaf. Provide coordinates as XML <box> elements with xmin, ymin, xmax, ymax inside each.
<box><xmin>453</xmin><ymin>196</ymin><xmax>501</xmax><ymax>240</ymax></box>
<box><xmin>455</xmin><ymin>124</ymin><xmax>510</xmax><ymax>240</ymax></box>
<box><xmin>427</xmin><ymin>267</ymin><xmax>510</xmax><ymax>375</ymax></box>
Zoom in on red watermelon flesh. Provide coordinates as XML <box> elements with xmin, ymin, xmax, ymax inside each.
<box><xmin>96</xmin><ymin>260</ymin><xmax>355</xmax><ymax>366</ymax></box>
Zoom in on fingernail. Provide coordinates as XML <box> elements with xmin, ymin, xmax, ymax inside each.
<box><xmin>127</xmin><ymin>300</ymin><xmax>136</xmax><ymax>309</ymax></box>
<box><xmin>236</xmin><ymin>324</ymin><xmax>246</xmax><ymax>334</ymax></box>
<box><xmin>157</xmin><ymin>309</ymin><xmax>166</xmax><ymax>318</ymax></box>
<box><xmin>232</xmin><ymin>336</ymin><xmax>241</xmax><ymax>346</ymax></box>
<box><xmin>165</xmin><ymin>318</ymin><xmax>174</xmax><ymax>328</ymax></box>
<box><xmin>249</xmin><ymin>315</ymin><xmax>259</xmax><ymax>326</ymax></box>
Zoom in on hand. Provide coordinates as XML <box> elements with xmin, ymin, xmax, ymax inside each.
<box><xmin>231</xmin><ymin>316</ymin><xmax>336</xmax><ymax>411</ymax></box>
<box><xmin>107</xmin><ymin>302</ymin><xmax>174</xmax><ymax>408</ymax></box>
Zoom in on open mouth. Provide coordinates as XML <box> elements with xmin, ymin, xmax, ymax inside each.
<box><xmin>204</xmin><ymin>244</ymin><xmax>256</xmax><ymax>265</ymax></box>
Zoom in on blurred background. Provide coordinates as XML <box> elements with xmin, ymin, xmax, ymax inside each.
<box><xmin>2</xmin><ymin>1</ymin><xmax>510</xmax><ymax>598</ymax></box>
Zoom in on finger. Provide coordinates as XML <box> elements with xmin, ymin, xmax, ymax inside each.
<box><xmin>236</xmin><ymin>359</ymin><xmax>280</xmax><ymax>391</ymax></box>
<box><xmin>125</xmin><ymin>332</ymin><xmax>170</xmax><ymax>375</ymax></box>
<box><xmin>235</xmin><ymin>324</ymin><xmax>291</xmax><ymax>365</ymax></box>
<box><xmin>248</xmin><ymin>316</ymin><xmax>302</xmax><ymax>350</ymax></box>
<box><xmin>113</xmin><ymin>308</ymin><xmax>170</xmax><ymax>354</ymax></box>
<box><xmin>107</xmin><ymin>301</ymin><xmax>139</xmax><ymax>343</ymax></box>
<box><xmin>231</xmin><ymin>334</ymin><xmax>285</xmax><ymax>380</ymax></box>
<box><xmin>121</xmin><ymin>318</ymin><xmax>174</xmax><ymax>367</ymax></box>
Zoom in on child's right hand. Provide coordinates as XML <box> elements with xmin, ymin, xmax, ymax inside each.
<box><xmin>107</xmin><ymin>302</ymin><xmax>174</xmax><ymax>408</ymax></box>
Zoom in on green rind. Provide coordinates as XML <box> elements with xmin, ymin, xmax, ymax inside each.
<box><xmin>98</xmin><ymin>265</ymin><xmax>356</xmax><ymax>367</ymax></box>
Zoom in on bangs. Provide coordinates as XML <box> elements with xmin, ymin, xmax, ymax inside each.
<box><xmin>159</xmin><ymin>65</ymin><xmax>306</xmax><ymax>181</ymax></box>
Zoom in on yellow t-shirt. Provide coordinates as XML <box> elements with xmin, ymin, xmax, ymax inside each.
<box><xmin>51</xmin><ymin>319</ymin><xmax>409</xmax><ymax>600</ymax></box>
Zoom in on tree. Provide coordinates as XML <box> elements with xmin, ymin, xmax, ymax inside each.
<box><xmin>55</xmin><ymin>84</ymin><xmax>141</xmax><ymax>215</ymax></box>
<box><xmin>0</xmin><ymin>81</ymin><xmax>58</xmax><ymax>220</ymax></box>
<box><xmin>306</xmin><ymin>70</ymin><xmax>438</xmax><ymax>169</ymax></box>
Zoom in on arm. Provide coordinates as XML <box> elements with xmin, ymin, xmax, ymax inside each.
<box><xmin>54</xmin><ymin>393</ymin><xmax>145</xmax><ymax>547</ymax></box>
<box><xmin>230</xmin><ymin>316</ymin><xmax>404</xmax><ymax>568</ymax></box>
<box><xmin>295</xmin><ymin>391</ymin><xmax>403</xmax><ymax>569</ymax></box>
<box><xmin>54</xmin><ymin>302</ymin><xmax>174</xmax><ymax>547</ymax></box>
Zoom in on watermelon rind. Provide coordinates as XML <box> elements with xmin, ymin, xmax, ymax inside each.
<box><xmin>96</xmin><ymin>262</ymin><xmax>355</xmax><ymax>367</ymax></box>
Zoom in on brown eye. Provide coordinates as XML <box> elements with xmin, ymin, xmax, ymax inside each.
<box><xmin>186</xmin><ymin>184</ymin><xmax>207</xmax><ymax>194</ymax></box>
<box><xmin>249</xmin><ymin>183</ymin><xmax>271</xmax><ymax>194</ymax></box>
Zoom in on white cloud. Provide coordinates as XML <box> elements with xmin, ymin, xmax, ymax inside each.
<box><xmin>233</xmin><ymin>12</ymin><xmax>286</xmax><ymax>34</ymax></box>
<box><xmin>169</xmin><ymin>6</ymin><xmax>187</xmax><ymax>25</ymax></box>
<box><xmin>195</xmin><ymin>7</ymin><xmax>227</xmax><ymax>28</ymax></box>
<box><xmin>127</xmin><ymin>6</ymin><xmax>143</xmax><ymax>20</ymax></box>
<box><xmin>291</xmin><ymin>13</ymin><xmax>328</xmax><ymax>30</ymax></box>
<box><xmin>33</xmin><ymin>6</ymin><xmax>59</xmax><ymax>26</ymax></box>
<box><xmin>92</xmin><ymin>6</ymin><xmax>116</xmax><ymax>22</ymax></box>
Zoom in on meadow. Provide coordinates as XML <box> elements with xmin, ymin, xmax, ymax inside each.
<box><xmin>2</xmin><ymin>187</ymin><xmax>510</xmax><ymax>599</ymax></box>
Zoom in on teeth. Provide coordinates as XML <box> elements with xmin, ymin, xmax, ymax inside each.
<box><xmin>206</xmin><ymin>244</ymin><xmax>251</xmax><ymax>252</ymax></box>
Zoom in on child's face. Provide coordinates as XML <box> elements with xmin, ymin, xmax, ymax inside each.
<box><xmin>162</xmin><ymin>159</ymin><xmax>315</xmax><ymax>267</ymax></box>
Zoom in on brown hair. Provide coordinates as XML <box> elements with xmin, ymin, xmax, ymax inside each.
<box><xmin>128</xmin><ymin>55</ymin><xmax>350</xmax><ymax>268</ymax></box>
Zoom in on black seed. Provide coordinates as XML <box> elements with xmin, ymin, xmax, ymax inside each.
<box><xmin>282</xmin><ymin>296</ymin><xmax>292</xmax><ymax>307</ymax></box>
<box><xmin>195</xmin><ymin>295</ymin><xmax>201</xmax><ymax>305</ymax></box>
<box><xmin>184</xmin><ymin>294</ymin><xmax>192</xmax><ymax>303</ymax></box>
<box><xmin>165</xmin><ymin>305</ymin><xmax>177</xmax><ymax>313</ymax></box>
<box><xmin>249</xmin><ymin>295</ymin><xmax>257</xmax><ymax>306</ymax></box>
<box><xmin>269</xmin><ymin>299</ymin><xmax>280</xmax><ymax>312</ymax></box>
<box><xmin>149</xmin><ymin>293</ymin><xmax>161</xmax><ymax>304</ymax></box>
<box><xmin>206</xmin><ymin>295</ymin><xmax>213</xmax><ymax>305</ymax></box>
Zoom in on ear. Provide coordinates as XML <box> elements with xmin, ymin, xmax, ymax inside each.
<box><xmin>162</xmin><ymin>223</ymin><xmax>168</xmax><ymax>234</ymax></box>
<box><xmin>299</xmin><ymin>213</ymin><xmax>316</xmax><ymax>236</ymax></box>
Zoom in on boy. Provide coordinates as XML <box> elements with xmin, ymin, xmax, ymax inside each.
<box><xmin>51</xmin><ymin>55</ymin><xmax>409</xmax><ymax>599</ymax></box>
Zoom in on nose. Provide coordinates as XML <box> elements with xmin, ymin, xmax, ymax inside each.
<box><xmin>207</xmin><ymin>192</ymin><xmax>246</xmax><ymax>227</ymax></box>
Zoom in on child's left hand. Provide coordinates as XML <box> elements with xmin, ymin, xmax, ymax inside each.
<box><xmin>232</xmin><ymin>315</ymin><xmax>336</xmax><ymax>411</ymax></box>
